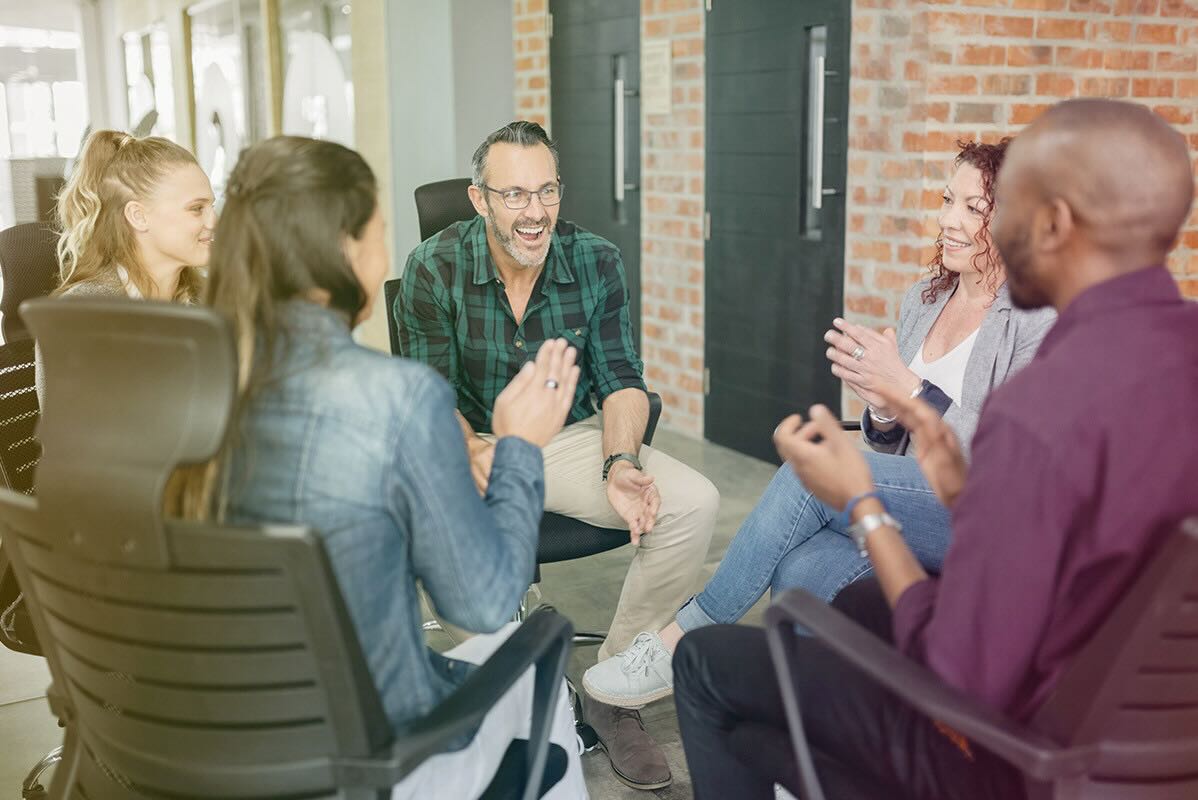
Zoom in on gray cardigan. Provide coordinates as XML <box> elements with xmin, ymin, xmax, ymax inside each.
<box><xmin>34</xmin><ymin>273</ymin><xmax>128</xmax><ymax>405</ymax></box>
<box><xmin>864</xmin><ymin>278</ymin><xmax>1056</xmax><ymax>461</ymax></box>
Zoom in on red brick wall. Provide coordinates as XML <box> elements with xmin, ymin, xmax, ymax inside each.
<box><xmin>515</xmin><ymin>1</ymin><xmax>1198</xmax><ymax>433</ymax></box>
<box><xmin>512</xmin><ymin>0</ymin><xmax>708</xmax><ymax>435</ymax></box>
<box><xmin>639</xmin><ymin>0</ymin><xmax>707</xmax><ymax>436</ymax></box>
<box><xmin>843</xmin><ymin>0</ymin><xmax>1198</xmax><ymax>416</ymax></box>
<box><xmin>513</xmin><ymin>0</ymin><xmax>550</xmax><ymax>129</ymax></box>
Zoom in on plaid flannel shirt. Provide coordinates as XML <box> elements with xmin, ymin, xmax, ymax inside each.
<box><xmin>397</xmin><ymin>215</ymin><xmax>646</xmax><ymax>433</ymax></box>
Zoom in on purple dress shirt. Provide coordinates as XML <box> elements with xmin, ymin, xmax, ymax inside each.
<box><xmin>892</xmin><ymin>266</ymin><xmax>1198</xmax><ymax>721</ymax></box>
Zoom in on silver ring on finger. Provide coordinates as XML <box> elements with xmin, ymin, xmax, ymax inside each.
<box><xmin>851</xmin><ymin>345</ymin><xmax>865</xmax><ymax>361</ymax></box>
<box><xmin>545</xmin><ymin>378</ymin><xmax>559</xmax><ymax>390</ymax></box>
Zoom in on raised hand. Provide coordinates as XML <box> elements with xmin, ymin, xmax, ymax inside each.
<box><xmin>492</xmin><ymin>338</ymin><xmax>581</xmax><ymax>449</ymax></box>
<box><xmin>773</xmin><ymin>404</ymin><xmax>874</xmax><ymax>511</ymax></box>
<box><xmin>825</xmin><ymin>319</ymin><xmax>921</xmax><ymax>417</ymax></box>
<box><xmin>874</xmin><ymin>383</ymin><xmax>968</xmax><ymax>508</ymax></box>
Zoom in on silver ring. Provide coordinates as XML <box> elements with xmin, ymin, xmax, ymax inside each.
<box><xmin>851</xmin><ymin>345</ymin><xmax>865</xmax><ymax>361</ymax></box>
<box><xmin>545</xmin><ymin>379</ymin><xmax>559</xmax><ymax>390</ymax></box>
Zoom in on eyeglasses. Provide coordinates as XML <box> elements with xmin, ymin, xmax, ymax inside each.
<box><xmin>482</xmin><ymin>182</ymin><xmax>564</xmax><ymax>210</ymax></box>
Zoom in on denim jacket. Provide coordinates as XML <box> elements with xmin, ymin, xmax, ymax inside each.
<box><xmin>225</xmin><ymin>301</ymin><xmax>544</xmax><ymax>734</ymax></box>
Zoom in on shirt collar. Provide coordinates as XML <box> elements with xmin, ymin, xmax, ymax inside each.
<box><xmin>1038</xmin><ymin>265</ymin><xmax>1180</xmax><ymax>353</ymax></box>
<box><xmin>468</xmin><ymin>216</ymin><xmax>575</xmax><ymax>289</ymax></box>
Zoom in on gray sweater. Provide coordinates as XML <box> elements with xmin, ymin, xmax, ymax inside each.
<box><xmin>34</xmin><ymin>272</ymin><xmax>128</xmax><ymax>406</ymax></box>
<box><xmin>863</xmin><ymin>278</ymin><xmax>1057</xmax><ymax>461</ymax></box>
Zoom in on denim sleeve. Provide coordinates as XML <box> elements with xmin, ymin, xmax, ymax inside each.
<box><xmin>390</xmin><ymin>369</ymin><xmax>542</xmax><ymax>633</ymax></box>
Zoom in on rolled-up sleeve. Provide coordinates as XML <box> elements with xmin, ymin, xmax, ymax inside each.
<box><xmin>891</xmin><ymin>411</ymin><xmax>1081</xmax><ymax>717</ymax></box>
<box><xmin>586</xmin><ymin>251</ymin><xmax>646</xmax><ymax>403</ymax></box>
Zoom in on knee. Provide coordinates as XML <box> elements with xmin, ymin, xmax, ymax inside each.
<box><xmin>691</xmin><ymin>474</ymin><xmax>721</xmax><ymax>522</ymax></box>
<box><xmin>657</xmin><ymin>470</ymin><xmax>720</xmax><ymax>542</ymax></box>
<box><xmin>769</xmin><ymin>462</ymin><xmax>816</xmax><ymax>504</ymax></box>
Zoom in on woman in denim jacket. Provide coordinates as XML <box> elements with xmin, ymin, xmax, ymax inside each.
<box><xmin>178</xmin><ymin>136</ymin><xmax>587</xmax><ymax>799</ymax></box>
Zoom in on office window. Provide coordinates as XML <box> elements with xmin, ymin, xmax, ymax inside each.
<box><xmin>123</xmin><ymin>24</ymin><xmax>177</xmax><ymax>140</ymax></box>
<box><xmin>278</xmin><ymin>0</ymin><xmax>354</xmax><ymax>145</ymax></box>
<box><xmin>0</xmin><ymin>25</ymin><xmax>87</xmax><ymax>159</ymax></box>
<box><xmin>188</xmin><ymin>0</ymin><xmax>269</xmax><ymax>198</ymax></box>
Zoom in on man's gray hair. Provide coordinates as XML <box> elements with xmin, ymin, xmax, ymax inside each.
<box><xmin>471</xmin><ymin>121</ymin><xmax>560</xmax><ymax>188</ymax></box>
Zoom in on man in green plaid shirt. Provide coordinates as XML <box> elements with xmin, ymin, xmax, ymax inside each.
<box><xmin>397</xmin><ymin>122</ymin><xmax>718</xmax><ymax>790</ymax></box>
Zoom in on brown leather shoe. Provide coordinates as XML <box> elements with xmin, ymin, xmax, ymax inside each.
<box><xmin>582</xmin><ymin>693</ymin><xmax>672</xmax><ymax>790</ymax></box>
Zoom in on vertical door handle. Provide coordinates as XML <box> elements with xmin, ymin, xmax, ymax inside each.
<box><xmin>614</xmin><ymin>76</ymin><xmax>626</xmax><ymax>204</ymax></box>
<box><xmin>812</xmin><ymin>55</ymin><xmax>826</xmax><ymax>210</ymax></box>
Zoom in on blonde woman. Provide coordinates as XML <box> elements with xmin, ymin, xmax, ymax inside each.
<box><xmin>37</xmin><ymin>130</ymin><xmax>215</xmax><ymax>401</ymax></box>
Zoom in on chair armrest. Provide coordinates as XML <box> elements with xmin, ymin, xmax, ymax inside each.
<box><xmin>840</xmin><ymin>420</ymin><xmax>862</xmax><ymax>432</ymax></box>
<box><xmin>643</xmin><ymin>392</ymin><xmax>662</xmax><ymax>446</ymax></box>
<box><xmin>341</xmin><ymin>608</ymin><xmax>573</xmax><ymax>800</ymax></box>
<box><xmin>765</xmin><ymin>590</ymin><xmax>1095</xmax><ymax>785</ymax></box>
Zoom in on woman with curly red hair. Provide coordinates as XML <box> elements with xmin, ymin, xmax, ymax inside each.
<box><xmin>583</xmin><ymin>138</ymin><xmax>1057</xmax><ymax>711</ymax></box>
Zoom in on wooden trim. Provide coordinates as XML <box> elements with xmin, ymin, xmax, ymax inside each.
<box><xmin>261</xmin><ymin>0</ymin><xmax>283</xmax><ymax>136</ymax></box>
<box><xmin>182</xmin><ymin>10</ymin><xmax>197</xmax><ymax>151</ymax></box>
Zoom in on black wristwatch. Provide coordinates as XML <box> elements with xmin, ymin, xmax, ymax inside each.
<box><xmin>602</xmin><ymin>452</ymin><xmax>642</xmax><ymax>482</ymax></box>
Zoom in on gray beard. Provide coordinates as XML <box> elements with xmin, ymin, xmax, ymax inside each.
<box><xmin>488</xmin><ymin>214</ymin><xmax>549</xmax><ymax>269</ymax></box>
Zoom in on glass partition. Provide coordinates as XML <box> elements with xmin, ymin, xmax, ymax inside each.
<box><xmin>277</xmin><ymin>0</ymin><xmax>353</xmax><ymax>145</ymax></box>
<box><xmin>188</xmin><ymin>0</ymin><xmax>268</xmax><ymax>199</ymax></box>
<box><xmin>122</xmin><ymin>23</ymin><xmax>177</xmax><ymax>140</ymax></box>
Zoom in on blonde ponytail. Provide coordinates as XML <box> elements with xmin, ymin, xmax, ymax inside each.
<box><xmin>55</xmin><ymin>130</ymin><xmax>131</xmax><ymax>286</ymax></box>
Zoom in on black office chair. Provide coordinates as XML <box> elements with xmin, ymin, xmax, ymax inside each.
<box><xmin>414</xmin><ymin>178</ymin><xmax>478</xmax><ymax>241</ymax></box>
<box><xmin>1</xmin><ymin>297</ymin><xmax>573</xmax><ymax>800</ymax></box>
<box><xmin>766</xmin><ymin>518</ymin><xmax>1198</xmax><ymax>800</ymax></box>
<box><xmin>0</xmin><ymin>222</ymin><xmax>58</xmax><ymax>798</ymax></box>
<box><xmin>0</xmin><ymin>222</ymin><xmax>59</xmax><ymax>342</ymax></box>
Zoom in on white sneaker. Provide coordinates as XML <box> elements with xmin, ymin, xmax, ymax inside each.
<box><xmin>582</xmin><ymin>631</ymin><xmax>674</xmax><ymax>708</ymax></box>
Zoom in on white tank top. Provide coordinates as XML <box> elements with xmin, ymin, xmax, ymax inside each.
<box><xmin>908</xmin><ymin>328</ymin><xmax>980</xmax><ymax>405</ymax></box>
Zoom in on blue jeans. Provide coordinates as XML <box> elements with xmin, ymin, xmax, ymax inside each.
<box><xmin>675</xmin><ymin>451</ymin><xmax>950</xmax><ymax>631</ymax></box>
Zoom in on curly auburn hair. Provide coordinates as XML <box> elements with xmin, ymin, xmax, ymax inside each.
<box><xmin>922</xmin><ymin>138</ymin><xmax>1012</xmax><ymax>304</ymax></box>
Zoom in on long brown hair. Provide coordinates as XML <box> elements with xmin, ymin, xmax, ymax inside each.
<box><xmin>55</xmin><ymin>130</ymin><xmax>205</xmax><ymax>302</ymax></box>
<box><xmin>922</xmin><ymin>138</ymin><xmax>1012</xmax><ymax>304</ymax></box>
<box><xmin>169</xmin><ymin>136</ymin><xmax>377</xmax><ymax>519</ymax></box>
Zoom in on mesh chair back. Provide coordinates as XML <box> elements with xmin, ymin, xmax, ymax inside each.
<box><xmin>0</xmin><ymin>336</ymin><xmax>41</xmax><ymax>654</ymax></box>
<box><xmin>0</xmin><ymin>337</ymin><xmax>39</xmax><ymax>494</ymax></box>
<box><xmin>414</xmin><ymin>178</ymin><xmax>475</xmax><ymax>241</ymax></box>
<box><xmin>1</xmin><ymin>300</ymin><xmax>392</xmax><ymax>798</ymax></box>
<box><xmin>1032</xmin><ymin>518</ymin><xmax>1198</xmax><ymax>786</ymax></box>
<box><xmin>0</xmin><ymin>223</ymin><xmax>59</xmax><ymax>342</ymax></box>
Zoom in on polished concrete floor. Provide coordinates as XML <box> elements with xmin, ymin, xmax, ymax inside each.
<box><xmin>0</xmin><ymin>429</ymin><xmax>779</xmax><ymax>799</ymax></box>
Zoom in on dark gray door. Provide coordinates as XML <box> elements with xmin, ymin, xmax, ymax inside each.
<box><xmin>705</xmin><ymin>0</ymin><xmax>851</xmax><ymax>462</ymax></box>
<box><xmin>549</xmin><ymin>0</ymin><xmax>641</xmax><ymax>344</ymax></box>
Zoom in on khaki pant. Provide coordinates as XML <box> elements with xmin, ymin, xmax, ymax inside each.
<box><xmin>498</xmin><ymin>415</ymin><xmax>720</xmax><ymax>661</ymax></box>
